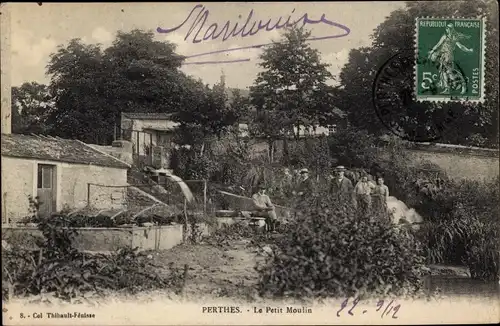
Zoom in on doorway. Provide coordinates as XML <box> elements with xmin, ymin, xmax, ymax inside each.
<box><xmin>37</xmin><ymin>164</ymin><xmax>57</xmax><ymax>217</ymax></box>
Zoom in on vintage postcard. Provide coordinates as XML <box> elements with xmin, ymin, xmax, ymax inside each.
<box><xmin>1</xmin><ymin>1</ymin><xmax>499</xmax><ymax>325</ymax></box>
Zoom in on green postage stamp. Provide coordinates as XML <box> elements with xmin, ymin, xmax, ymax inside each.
<box><xmin>415</xmin><ymin>17</ymin><xmax>486</xmax><ymax>102</ymax></box>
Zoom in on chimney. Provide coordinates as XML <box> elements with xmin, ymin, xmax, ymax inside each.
<box><xmin>1</xmin><ymin>4</ymin><xmax>12</xmax><ymax>135</ymax></box>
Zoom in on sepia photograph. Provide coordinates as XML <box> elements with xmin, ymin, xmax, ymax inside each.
<box><xmin>1</xmin><ymin>1</ymin><xmax>499</xmax><ymax>325</ymax></box>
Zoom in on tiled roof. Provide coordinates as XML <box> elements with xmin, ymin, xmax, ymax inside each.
<box><xmin>1</xmin><ymin>134</ymin><xmax>130</xmax><ymax>169</ymax></box>
<box><xmin>121</xmin><ymin>112</ymin><xmax>174</xmax><ymax>120</ymax></box>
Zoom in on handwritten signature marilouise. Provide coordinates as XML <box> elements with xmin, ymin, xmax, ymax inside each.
<box><xmin>157</xmin><ymin>4</ymin><xmax>351</xmax><ymax>65</ymax></box>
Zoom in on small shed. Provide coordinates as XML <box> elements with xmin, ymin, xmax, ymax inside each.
<box><xmin>119</xmin><ymin>112</ymin><xmax>180</xmax><ymax>156</ymax></box>
<box><xmin>1</xmin><ymin>134</ymin><xmax>130</xmax><ymax>222</ymax></box>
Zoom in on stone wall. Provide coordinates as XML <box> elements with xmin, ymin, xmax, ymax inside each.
<box><xmin>247</xmin><ymin>139</ymin><xmax>499</xmax><ymax>181</ymax></box>
<box><xmin>63</xmin><ymin>163</ymin><xmax>128</xmax><ymax>210</ymax></box>
<box><xmin>2</xmin><ymin>223</ymin><xmax>211</xmax><ymax>253</ymax></box>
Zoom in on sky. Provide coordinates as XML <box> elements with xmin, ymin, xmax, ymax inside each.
<box><xmin>7</xmin><ymin>2</ymin><xmax>405</xmax><ymax>89</ymax></box>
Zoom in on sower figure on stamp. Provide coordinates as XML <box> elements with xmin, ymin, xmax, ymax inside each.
<box><xmin>329</xmin><ymin>166</ymin><xmax>354</xmax><ymax>204</ymax></box>
<box><xmin>428</xmin><ymin>23</ymin><xmax>473</xmax><ymax>94</ymax></box>
<box><xmin>252</xmin><ymin>183</ymin><xmax>278</xmax><ymax>233</ymax></box>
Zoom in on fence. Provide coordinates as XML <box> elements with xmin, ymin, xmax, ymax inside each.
<box><xmin>87</xmin><ymin>178</ymin><xmax>301</xmax><ymax>221</ymax></box>
<box><xmin>87</xmin><ymin>179</ymin><xmax>210</xmax><ymax>222</ymax></box>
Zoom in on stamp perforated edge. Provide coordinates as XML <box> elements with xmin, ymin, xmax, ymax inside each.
<box><xmin>413</xmin><ymin>16</ymin><xmax>487</xmax><ymax>104</ymax></box>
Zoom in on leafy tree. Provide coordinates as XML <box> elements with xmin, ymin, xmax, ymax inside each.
<box><xmin>11</xmin><ymin>82</ymin><xmax>54</xmax><ymax>134</ymax></box>
<box><xmin>338</xmin><ymin>0</ymin><xmax>499</xmax><ymax>147</ymax></box>
<box><xmin>46</xmin><ymin>30</ymin><xmax>192</xmax><ymax>144</ymax></box>
<box><xmin>46</xmin><ymin>29</ymin><xmax>239</xmax><ymax>149</ymax></box>
<box><xmin>171</xmin><ymin>75</ymin><xmax>240</xmax><ymax>156</ymax></box>
<box><xmin>249</xmin><ymin>27</ymin><xmax>342</xmax><ymax>162</ymax></box>
<box><xmin>227</xmin><ymin>88</ymin><xmax>251</xmax><ymax>125</ymax></box>
<box><xmin>46</xmin><ymin>40</ymin><xmax>106</xmax><ymax>142</ymax></box>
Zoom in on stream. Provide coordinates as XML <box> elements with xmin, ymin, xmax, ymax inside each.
<box><xmin>428</xmin><ymin>276</ymin><xmax>500</xmax><ymax>299</ymax></box>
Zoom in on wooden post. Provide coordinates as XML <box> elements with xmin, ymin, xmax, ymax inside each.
<box><xmin>183</xmin><ymin>198</ymin><xmax>188</xmax><ymax>242</ymax></box>
<box><xmin>203</xmin><ymin>180</ymin><xmax>207</xmax><ymax>218</ymax></box>
<box><xmin>87</xmin><ymin>183</ymin><xmax>91</xmax><ymax>207</ymax></box>
<box><xmin>136</xmin><ymin>132</ymin><xmax>140</xmax><ymax>155</ymax></box>
<box><xmin>2</xmin><ymin>192</ymin><xmax>7</xmax><ymax>225</ymax></box>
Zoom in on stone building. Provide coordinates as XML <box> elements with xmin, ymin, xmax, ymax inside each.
<box><xmin>1</xmin><ymin>134</ymin><xmax>131</xmax><ymax>222</ymax></box>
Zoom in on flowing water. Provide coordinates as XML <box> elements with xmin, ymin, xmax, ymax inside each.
<box><xmin>428</xmin><ymin>276</ymin><xmax>500</xmax><ymax>299</ymax></box>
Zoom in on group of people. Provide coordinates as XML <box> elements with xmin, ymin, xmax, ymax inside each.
<box><xmin>251</xmin><ymin>165</ymin><xmax>391</xmax><ymax>232</ymax></box>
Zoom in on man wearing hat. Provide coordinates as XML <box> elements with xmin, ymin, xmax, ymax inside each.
<box><xmin>293</xmin><ymin>168</ymin><xmax>314</xmax><ymax>198</ymax></box>
<box><xmin>252</xmin><ymin>183</ymin><xmax>278</xmax><ymax>232</ymax></box>
<box><xmin>329</xmin><ymin>166</ymin><xmax>354</xmax><ymax>202</ymax></box>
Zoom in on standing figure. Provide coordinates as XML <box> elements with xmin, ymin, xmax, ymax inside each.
<box><xmin>293</xmin><ymin>168</ymin><xmax>314</xmax><ymax>198</ymax></box>
<box><xmin>354</xmin><ymin>174</ymin><xmax>375</xmax><ymax>215</ymax></box>
<box><xmin>372</xmin><ymin>176</ymin><xmax>390</xmax><ymax>217</ymax></box>
<box><xmin>283</xmin><ymin>167</ymin><xmax>293</xmax><ymax>184</ymax></box>
<box><xmin>280</xmin><ymin>167</ymin><xmax>294</xmax><ymax>198</ymax></box>
<box><xmin>329</xmin><ymin>166</ymin><xmax>354</xmax><ymax>204</ymax></box>
<box><xmin>252</xmin><ymin>183</ymin><xmax>278</xmax><ymax>233</ymax></box>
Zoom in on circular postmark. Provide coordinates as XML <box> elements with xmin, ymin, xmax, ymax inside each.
<box><xmin>372</xmin><ymin>49</ymin><xmax>467</xmax><ymax>142</ymax></box>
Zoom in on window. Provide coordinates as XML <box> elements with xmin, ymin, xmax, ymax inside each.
<box><xmin>328</xmin><ymin>125</ymin><xmax>337</xmax><ymax>134</ymax></box>
<box><xmin>37</xmin><ymin>165</ymin><xmax>54</xmax><ymax>189</ymax></box>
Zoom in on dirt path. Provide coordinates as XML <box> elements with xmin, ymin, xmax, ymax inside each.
<box><xmin>151</xmin><ymin>240</ymin><xmax>265</xmax><ymax>300</ymax></box>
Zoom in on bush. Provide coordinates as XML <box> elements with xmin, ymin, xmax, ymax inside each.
<box><xmin>257</xmin><ymin>194</ymin><xmax>428</xmax><ymax>299</ymax></box>
<box><xmin>417</xmin><ymin>177</ymin><xmax>499</xmax><ymax>280</ymax></box>
<box><xmin>463</xmin><ymin>217</ymin><xmax>499</xmax><ymax>281</ymax></box>
<box><xmin>286</xmin><ymin>137</ymin><xmax>332</xmax><ymax>174</ymax></box>
<box><xmin>170</xmin><ymin>147</ymin><xmax>219</xmax><ymax>181</ymax></box>
<box><xmin>2</xmin><ymin>215</ymin><xmax>185</xmax><ymax>302</ymax></box>
<box><xmin>327</xmin><ymin>128</ymin><xmax>381</xmax><ymax>169</ymax></box>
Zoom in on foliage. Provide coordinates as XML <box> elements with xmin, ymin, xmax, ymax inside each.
<box><xmin>373</xmin><ymin>141</ymin><xmax>499</xmax><ymax>280</ymax></box>
<box><xmin>170</xmin><ymin>147</ymin><xmax>220</xmax><ymax>181</ymax></box>
<box><xmin>249</xmin><ymin>27</ymin><xmax>343</xmax><ymax>161</ymax></box>
<box><xmin>257</xmin><ymin>193</ymin><xmax>428</xmax><ymax>299</ymax></box>
<box><xmin>171</xmin><ymin>76</ymin><xmax>241</xmax><ymax>152</ymax></box>
<box><xmin>239</xmin><ymin>129</ymin><xmax>499</xmax><ymax>281</ymax></box>
<box><xmin>44</xmin><ymin>29</ymin><xmax>236</xmax><ymax>145</ymax></box>
<box><xmin>416</xmin><ymin>177</ymin><xmax>499</xmax><ymax>280</ymax></box>
<box><xmin>338</xmin><ymin>0</ymin><xmax>499</xmax><ymax>147</ymax></box>
<box><xmin>17</xmin><ymin>209</ymin><xmax>208</xmax><ymax>228</ymax></box>
<box><xmin>11</xmin><ymin>82</ymin><xmax>54</xmax><ymax>135</ymax></box>
<box><xmin>286</xmin><ymin>137</ymin><xmax>332</xmax><ymax>175</ymax></box>
<box><xmin>211</xmin><ymin>130</ymin><xmax>253</xmax><ymax>186</ymax></box>
<box><xmin>2</xmin><ymin>214</ymin><xmax>185</xmax><ymax>302</ymax></box>
<box><xmin>464</xmin><ymin>218</ymin><xmax>499</xmax><ymax>281</ymax></box>
<box><xmin>328</xmin><ymin>128</ymin><xmax>382</xmax><ymax>169</ymax></box>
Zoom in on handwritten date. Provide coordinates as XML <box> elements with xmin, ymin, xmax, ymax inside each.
<box><xmin>336</xmin><ymin>298</ymin><xmax>401</xmax><ymax>319</ymax></box>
